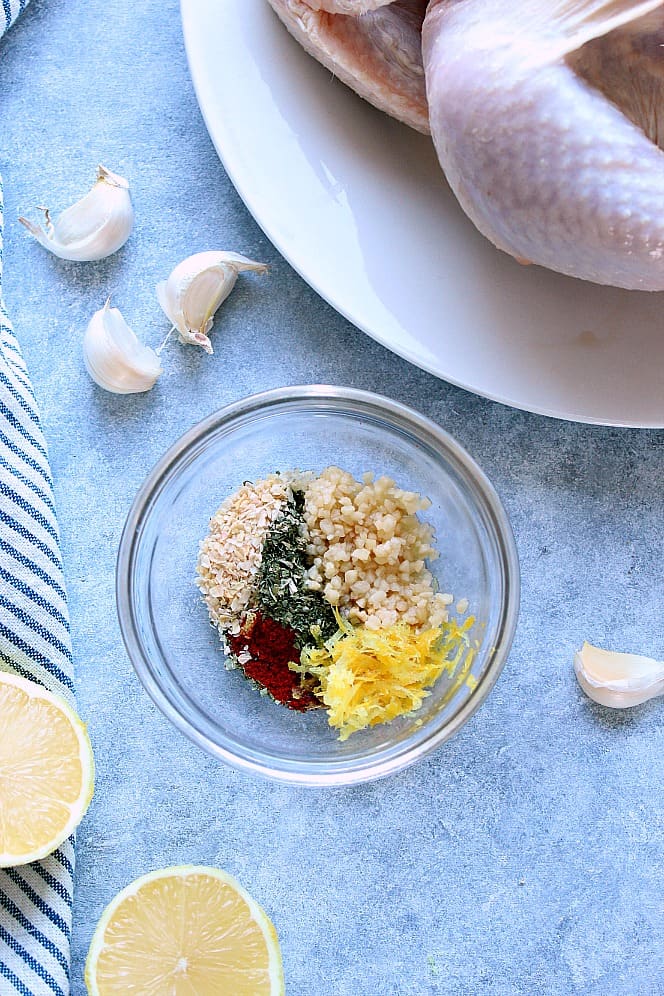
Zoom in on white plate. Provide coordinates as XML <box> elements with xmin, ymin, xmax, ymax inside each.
<box><xmin>181</xmin><ymin>0</ymin><xmax>664</xmax><ymax>427</ymax></box>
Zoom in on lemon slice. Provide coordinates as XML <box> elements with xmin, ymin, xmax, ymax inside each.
<box><xmin>85</xmin><ymin>865</ymin><xmax>285</xmax><ymax>995</ymax></box>
<box><xmin>0</xmin><ymin>671</ymin><xmax>94</xmax><ymax>867</ymax></box>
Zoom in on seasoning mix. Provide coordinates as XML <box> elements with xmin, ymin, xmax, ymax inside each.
<box><xmin>196</xmin><ymin>466</ymin><xmax>475</xmax><ymax>739</ymax></box>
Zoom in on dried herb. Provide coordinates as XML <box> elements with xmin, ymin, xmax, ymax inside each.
<box><xmin>254</xmin><ymin>489</ymin><xmax>337</xmax><ymax>648</ymax></box>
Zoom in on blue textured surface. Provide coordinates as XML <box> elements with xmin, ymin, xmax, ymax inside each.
<box><xmin>1</xmin><ymin>1</ymin><xmax>663</xmax><ymax>993</ymax></box>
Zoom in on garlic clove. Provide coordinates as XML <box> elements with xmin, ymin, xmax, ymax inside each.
<box><xmin>83</xmin><ymin>300</ymin><xmax>162</xmax><ymax>394</ymax></box>
<box><xmin>574</xmin><ymin>642</ymin><xmax>664</xmax><ymax>709</ymax></box>
<box><xmin>156</xmin><ymin>250</ymin><xmax>267</xmax><ymax>354</ymax></box>
<box><xmin>19</xmin><ymin>165</ymin><xmax>134</xmax><ymax>261</ymax></box>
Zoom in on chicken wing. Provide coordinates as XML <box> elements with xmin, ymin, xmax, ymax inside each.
<box><xmin>422</xmin><ymin>0</ymin><xmax>664</xmax><ymax>289</ymax></box>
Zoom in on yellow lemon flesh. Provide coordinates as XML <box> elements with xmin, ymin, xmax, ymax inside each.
<box><xmin>85</xmin><ymin>865</ymin><xmax>285</xmax><ymax>996</ymax></box>
<box><xmin>0</xmin><ymin>671</ymin><xmax>94</xmax><ymax>867</ymax></box>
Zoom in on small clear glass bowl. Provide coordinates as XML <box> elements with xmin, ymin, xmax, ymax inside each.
<box><xmin>116</xmin><ymin>386</ymin><xmax>519</xmax><ymax>786</ymax></box>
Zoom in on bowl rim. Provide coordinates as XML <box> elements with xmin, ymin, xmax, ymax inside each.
<box><xmin>116</xmin><ymin>385</ymin><xmax>520</xmax><ymax>785</ymax></box>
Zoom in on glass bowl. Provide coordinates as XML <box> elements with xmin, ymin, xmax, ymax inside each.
<box><xmin>116</xmin><ymin>386</ymin><xmax>519</xmax><ymax>785</ymax></box>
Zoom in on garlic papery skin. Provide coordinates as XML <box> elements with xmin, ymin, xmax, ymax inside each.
<box><xmin>19</xmin><ymin>165</ymin><xmax>134</xmax><ymax>261</ymax></box>
<box><xmin>83</xmin><ymin>300</ymin><xmax>162</xmax><ymax>394</ymax></box>
<box><xmin>156</xmin><ymin>251</ymin><xmax>267</xmax><ymax>354</ymax></box>
<box><xmin>574</xmin><ymin>642</ymin><xmax>664</xmax><ymax>709</ymax></box>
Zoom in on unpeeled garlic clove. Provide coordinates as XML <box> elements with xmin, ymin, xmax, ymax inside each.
<box><xmin>83</xmin><ymin>300</ymin><xmax>162</xmax><ymax>394</ymax></box>
<box><xmin>574</xmin><ymin>642</ymin><xmax>664</xmax><ymax>709</ymax></box>
<box><xmin>156</xmin><ymin>251</ymin><xmax>267</xmax><ymax>354</ymax></box>
<box><xmin>19</xmin><ymin>165</ymin><xmax>134</xmax><ymax>261</ymax></box>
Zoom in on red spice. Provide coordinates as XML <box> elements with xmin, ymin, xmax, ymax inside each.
<box><xmin>227</xmin><ymin>611</ymin><xmax>320</xmax><ymax>712</ymax></box>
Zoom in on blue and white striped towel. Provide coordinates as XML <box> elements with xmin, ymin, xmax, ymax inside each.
<box><xmin>0</xmin><ymin>5</ymin><xmax>77</xmax><ymax>995</ymax></box>
<box><xmin>1</xmin><ymin>1</ymin><xmax>29</xmax><ymax>38</ymax></box>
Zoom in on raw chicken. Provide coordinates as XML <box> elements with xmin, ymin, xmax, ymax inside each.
<box><xmin>422</xmin><ymin>0</ymin><xmax>664</xmax><ymax>290</ymax></box>
<box><xmin>306</xmin><ymin>0</ymin><xmax>395</xmax><ymax>11</ymax></box>
<box><xmin>267</xmin><ymin>0</ymin><xmax>430</xmax><ymax>133</ymax></box>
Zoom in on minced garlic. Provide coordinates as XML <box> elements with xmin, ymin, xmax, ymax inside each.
<box><xmin>303</xmin><ymin>466</ymin><xmax>452</xmax><ymax>631</ymax></box>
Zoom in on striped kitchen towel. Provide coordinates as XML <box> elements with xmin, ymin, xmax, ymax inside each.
<box><xmin>0</xmin><ymin>6</ymin><xmax>77</xmax><ymax>995</ymax></box>
<box><xmin>1</xmin><ymin>0</ymin><xmax>30</xmax><ymax>35</ymax></box>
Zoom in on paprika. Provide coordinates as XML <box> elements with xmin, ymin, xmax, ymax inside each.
<box><xmin>227</xmin><ymin>611</ymin><xmax>321</xmax><ymax>712</ymax></box>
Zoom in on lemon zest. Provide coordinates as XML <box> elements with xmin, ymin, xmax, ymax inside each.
<box><xmin>295</xmin><ymin>610</ymin><xmax>477</xmax><ymax>741</ymax></box>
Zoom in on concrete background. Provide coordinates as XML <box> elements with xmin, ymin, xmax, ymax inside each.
<box><xmin>1</xmin><ymin>1</ymin><xmax>662</xmax><ymax>992</ymax></box>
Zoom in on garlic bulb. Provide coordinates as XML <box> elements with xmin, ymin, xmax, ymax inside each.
<box><xmin>83</xmin><ymin>300</ymin><xmax>162</xmax><ymax>394</ymax></box>
<box><xmin>19</xmin><ymin>165</ymin><xmax>134</xmax><ymax>261</ymax></box>
<box><xmin>574</xmin><ymin>642</ymin><xmax>664</xmax><ymax>709</ymax></box>
<box><xmin>156</xmin><ymin>251</ymin><xmax>267</xmax><ymax>354</ymax></box>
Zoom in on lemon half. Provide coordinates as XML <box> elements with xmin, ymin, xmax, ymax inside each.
<box><xmin>0</xmin><ymin>671</ymin><xmax>94</xmax><ymax>867</ymax></box>
<box><xmin>85</xmin><ymin>865</ymin><xmax>285</xmax><ymax>995</ymax></box>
